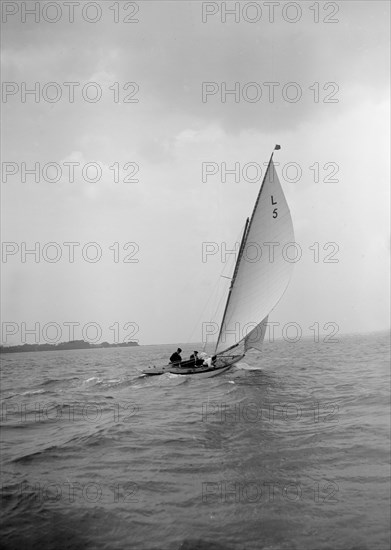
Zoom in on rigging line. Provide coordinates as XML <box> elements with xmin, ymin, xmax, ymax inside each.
<box><xmin>185</xmin><ymin>268</ymin><xmax>228</xmax><ymax>346</ymax></box>
<box><xmin>186</xmin><ymin>221</ymin><xmax>245</xmax><ymax>347</ymax></box>
<box><xmin>210</xmin><ymin>218</ymin><xmax>248</xmax><ymax>330</ymax></box>
<box><xmin>210</xmin><ymin>282</ymin><xmax>229</xmax><ymax>327</ymax></box>
<box><xmin>214</xmin><ymin>217</ymin><xmax>249</xmax><ymax>355</ymax></box>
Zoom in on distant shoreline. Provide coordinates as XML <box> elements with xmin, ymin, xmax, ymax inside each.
<box><xmin>0</xmin><ymin>340</ymin><xmax>139</xmax><ymax>354</ymax></box>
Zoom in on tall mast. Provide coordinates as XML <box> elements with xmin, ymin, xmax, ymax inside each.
<box><xmin>214</xmin><ymin>145</ymin><xmax>281</xmax><ymax>355</ymax></box>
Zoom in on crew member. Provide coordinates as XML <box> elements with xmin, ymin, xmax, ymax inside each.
<box><xmin>190</xmin><ymin>351</ymin><xmax>198</xmax><ymax>364</ymax></box>
<box><xmin>169</xmin><ymin>348</ymin><xmax>182</xmax><ymax>364</ymax></box>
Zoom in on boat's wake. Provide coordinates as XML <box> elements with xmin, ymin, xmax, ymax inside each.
<box><xmin>233</xmin><ymin>361</ymin><xmax>262</xmax><ymax>371</ymax></box>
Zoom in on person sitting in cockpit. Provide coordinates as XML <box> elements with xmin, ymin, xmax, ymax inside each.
<box><xmin>169</xmin><ymin>348</ymin><xmax>182</xmax><ymax>364</ymax></box>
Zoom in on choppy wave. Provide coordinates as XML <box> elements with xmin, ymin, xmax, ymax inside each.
<box><xmin>0</xmin><ymin>333</ymin><xmax>390</xmax><ymax>550</ymax></box>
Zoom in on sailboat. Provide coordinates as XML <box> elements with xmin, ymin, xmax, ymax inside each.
<box><xmin>142</xmin><ymin>145</ymin><xmax>294</xmax><ymax>378</ymax></box>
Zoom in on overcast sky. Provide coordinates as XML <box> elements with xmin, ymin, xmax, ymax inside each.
<box><xmin>1</xmin><ymin>0</ymin><xmax>390</xmax><ymax>346</ymax></box>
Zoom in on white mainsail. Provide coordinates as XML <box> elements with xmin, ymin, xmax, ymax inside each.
<box><xmin>215</xmin><ymin>151</ymin><xmax>294</xmax><ymax>355</ymax></box>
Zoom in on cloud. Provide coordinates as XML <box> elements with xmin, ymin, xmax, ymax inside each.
<box><xmin>1</xmin><ymin>1</ymin><xmax>389</xmax><ymax>343</ymax></box>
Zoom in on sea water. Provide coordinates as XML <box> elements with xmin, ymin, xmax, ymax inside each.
<box><xmin>1</xmin><ymin>331</ymin><xmax>390</xmax><ymax>550</ymax></box>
